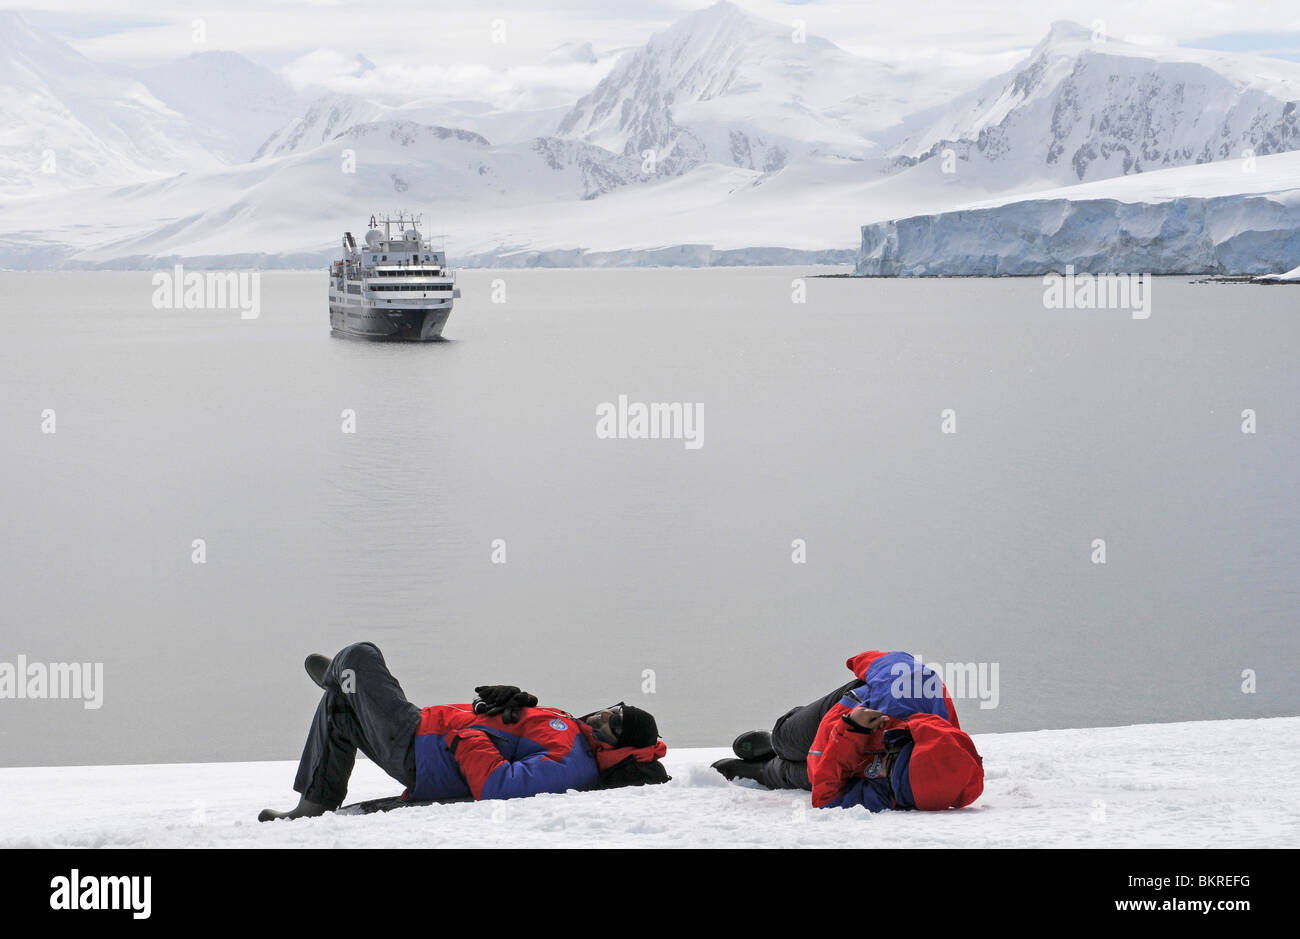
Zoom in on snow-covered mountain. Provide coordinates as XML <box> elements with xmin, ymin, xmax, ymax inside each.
<box><xmin>891</xmin><ymin>21</ymin><xmax>1300</xmax><ymax>187</ymax></box>
<box><xmin>555</xmin><ymin>1</ymin><xmax>946</xmax><ymax>176</ymax></box>
<box><xmin>5</xmin><ymin>7</ymin><xmax>1300</xmax><ymax>273</ymax></box>
<box><xmin>253</xmin><ymin>95</ymin><xmax>570</xmax><ymax>159</ymax></box>
<box><xmin>253</xmin><ymin>95</ymin><xmax>389</xmax><ymax>159</ymax></box>
<box><xmin>256</xmin><ymin>1</ymin><xmax>942</xmax><ymax>177</ymax></box>
<box><xmin>0</xmin><ymin>117</ymin><xmax>655</xmax><ymax>268</ymax></box>
<box><xmin>136</xmin><ymin>52</ymin><xmax>305</xmax><ymax>162</ymax></box>
<box><xmin>0</xmin><ymin>11</ymin><xmax>225</xmax><ymax>198</ymax></box>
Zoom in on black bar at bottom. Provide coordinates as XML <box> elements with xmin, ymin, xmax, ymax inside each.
<box><xmin>3</xmin><ymin>848</ymin><xmax>1285</xmax><ymax>924</ymax></box>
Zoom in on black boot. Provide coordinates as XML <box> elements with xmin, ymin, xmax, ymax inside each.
<box><xmin>732</xmin><ymin>730</ymin><xmax>774</xmax><ymax>762</ymax></box>
<box><xmin>304</xmin><ymin>654</ymin><xmax>331</xmax><ymax>689</ymax></box>
<box><xmin>258</xmin><ymin>795</ymin><xmax>333</xmax><ymax>822</ymax></box>
<box><xmin>711</xmin><ymin>758</ymin><xmax>767</xmax><ymax>783</ymax></box>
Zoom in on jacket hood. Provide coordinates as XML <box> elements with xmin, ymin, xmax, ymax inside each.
<box><xmin>844</xmin><ymin>650</ymin><xmax>955</xmax><ymax>724</ymax></box>
<box><xmin>899</xmin><ymin>714</ymin><xmax>984</xmax><ymax>810</ymax></box>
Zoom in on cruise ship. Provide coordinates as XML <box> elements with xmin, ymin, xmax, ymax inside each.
<box><xmin>329</xmin><ymin>214</ymin><xmax>460</xmax><ymax>341</ymax></box>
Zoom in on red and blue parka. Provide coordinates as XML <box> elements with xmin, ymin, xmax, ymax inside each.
<box><xmin>407</xmin><ymin>703</ymin><xmax>666</xmax><ymax>801</ymax></box>
<box><xmin>808</xmin><ymin>651</ymin><xmax>984</xmax><ymax>812</ymax></box>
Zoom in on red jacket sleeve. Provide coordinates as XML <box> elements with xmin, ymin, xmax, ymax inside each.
<box><xmin>810</xmin><ymin>718</ymin><xmax>870</xmax><ymax>807</ymax></box>
<box><xmin>809</xmin><ymin>716</ymin><xmax>897</xmax><ymax>811</ymax></box>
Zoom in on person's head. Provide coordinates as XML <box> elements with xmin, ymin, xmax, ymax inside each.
<box><xmin>581</xmin><ymin>702</ymin><xmax>659</xmax><ymax>748</ymax></box>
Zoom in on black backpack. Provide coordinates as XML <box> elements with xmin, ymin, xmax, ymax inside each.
<box><xmin>596</xmin><ymin>754</ymin><xmax>671</xmax><ymax>789</ymax></box>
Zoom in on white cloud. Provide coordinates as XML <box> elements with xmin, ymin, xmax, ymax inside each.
<box><xmin>278</xmin><ymin>47</ymin><xmax>622</xmax><ymax>110</ymax></box>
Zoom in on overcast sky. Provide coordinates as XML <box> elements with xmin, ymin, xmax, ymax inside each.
<box><xmin>11</xmin><ymin>0</ymin><xmax>1300</xmax><ymax>100</ymax></box>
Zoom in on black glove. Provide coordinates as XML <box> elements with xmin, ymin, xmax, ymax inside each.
<box><xmin>473</xmin><ymin>685</ymin><xmax>522</xmax><ymax>710</ymax></box>
<box><xmin>472</xmin><ymin>685</ymin><xmax>538</xmax><ymax>724</ymax></box>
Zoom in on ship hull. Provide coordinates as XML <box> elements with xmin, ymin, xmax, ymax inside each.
<box><xmin>329</xmin><ymin>302</ymin><xmax>452</xmax><ymax>341</ymax></box>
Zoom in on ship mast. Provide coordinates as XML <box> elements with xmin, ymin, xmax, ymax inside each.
<box><xmin>364</xmin><ymin>212</ymin><xmax>426</xmax><ymax>248</ymax></box>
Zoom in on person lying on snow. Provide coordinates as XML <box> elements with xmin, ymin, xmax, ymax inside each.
<box><xmin>259</xmin><ymin>641</ymin><xmax>666</xmax><ymax>821</ymax></box>
<box><xmin>712</xmin><ymin>650</ymin><xmax>983</xmax><ymax>812</ymax></box>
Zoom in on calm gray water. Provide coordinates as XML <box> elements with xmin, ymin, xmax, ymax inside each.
<box><xmin>1</xmin><ymin>269</ymin><xmax>1297</xmax><ymax>767</ymax></box>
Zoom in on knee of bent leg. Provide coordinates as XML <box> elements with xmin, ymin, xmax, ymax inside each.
<box><xmin>332</xmin><ymin>641</ymin><xmax>384</xmax><ymax>675</ymax></box>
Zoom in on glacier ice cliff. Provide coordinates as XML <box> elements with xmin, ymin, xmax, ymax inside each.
<box><xmin>855</xmin><ymin>194</ymin><xmax>1300</xmax><ymax>276</ymax></box>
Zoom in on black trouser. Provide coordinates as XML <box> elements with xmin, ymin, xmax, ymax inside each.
<box><xmin>753</xmin><ymin>678</ymin><xmax>864</xmax><ymax>790</ymax></box>
<box><xmin>293</xmin><ymin>642</ymin><xmax>422</xmax><ymax>807</ymax></box>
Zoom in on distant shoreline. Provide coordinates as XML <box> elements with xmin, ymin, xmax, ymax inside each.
<box><xmin>5</xmin><ymin>267</ymin><xmax>1297</xmax><ymax>282</ymax></box>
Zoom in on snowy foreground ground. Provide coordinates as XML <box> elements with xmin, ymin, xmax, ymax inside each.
<box><xmin>3</xmin><ymin>718</ymin><xmax>1296</xmax><ymax>849</ymax></box>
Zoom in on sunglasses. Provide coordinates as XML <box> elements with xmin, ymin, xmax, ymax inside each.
<box><xmin>583</xmin><ymin>703</ymin><xmax>626</xmax><ymax>743</ymax></box>
<box><xmin>607</xmin><ymin>703</ymin><xmax>626</xmax><ymax>740</ymax></box>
